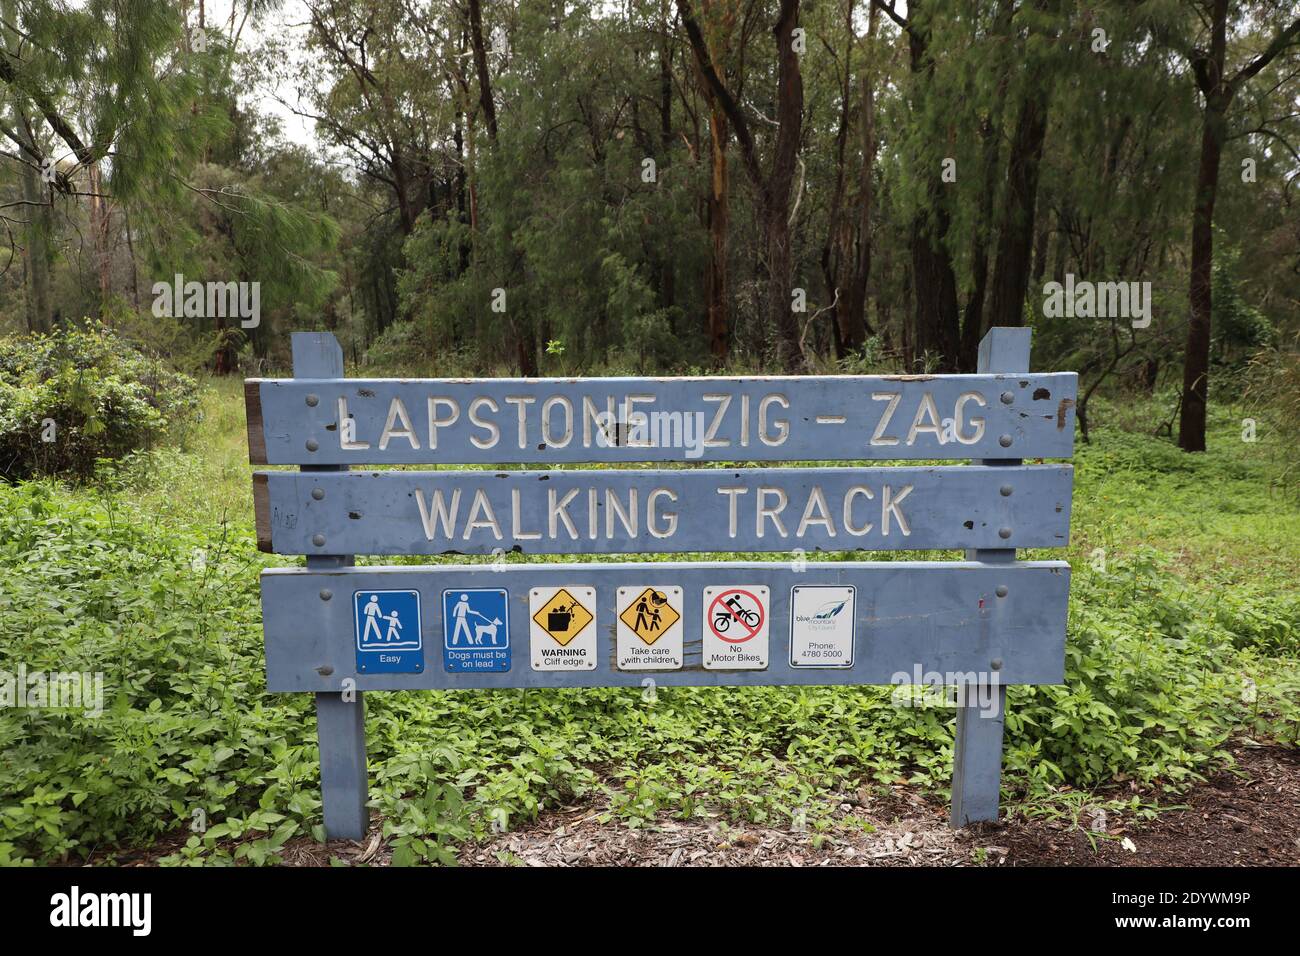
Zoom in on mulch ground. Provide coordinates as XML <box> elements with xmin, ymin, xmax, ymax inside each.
<box><xmin>442</xmin><ymin>743</ymin><xmax>1300</xmax><ymax>868</ymax></box>
<box><xmin>109</xmin><ymin>741</ymin><xmax>1300</xmax><ymax>867</ymax></box>
<box><xmin>998</xmin><ymin>742</ymin><xmax>1300</xmax><ymax>866</ymax></box>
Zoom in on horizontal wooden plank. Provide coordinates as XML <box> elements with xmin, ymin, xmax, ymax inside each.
<box><xmin>255</xmin><ymin>465</ymin><xmax>1073</xmax><ymax>556</ymax></box>
<box><xmin>259</xmin><ymin>561</ymin><xmax>1070</xmax><ymax>690</ymax></box>
<box><xmin>245</xmin><ymin>373</ymin><xmax>1077</xmax><ymax>465</ymax></box>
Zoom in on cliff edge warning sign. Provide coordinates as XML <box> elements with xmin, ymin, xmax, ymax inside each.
<box><xmin>530</xmin><ymin>586</ymin><xmax>597</xmax><ymax>671</ymax></box>
<box><xmin>702</xmin><ymin>585</ymin><xmax>769</xmax><ymax>670</ymax></box>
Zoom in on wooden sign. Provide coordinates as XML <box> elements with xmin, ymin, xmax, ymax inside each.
<box><xmin>253</xmin><ymin>465</ymin><xmax>1073</xmax><ymax>555</ymax></box>
<box><xmin>261</xmin><ymin>561</ymin><xmax>1070</xmax><ymax>690</ymax></box>
<box><xmin>246</xmin><ymin>328</ymin><xmax>1075</xmax><ymax>840</ymax></box>
<box><xmin>246</xmin><ymin>372</ymin><xmax>1077</xmax><ymax>464</ymax></box>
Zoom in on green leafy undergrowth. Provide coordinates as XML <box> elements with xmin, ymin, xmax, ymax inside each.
<box><xmin>1</xmin><ymin>407</ymin><xmax>1297</xmax><ymax>865</ymax></box>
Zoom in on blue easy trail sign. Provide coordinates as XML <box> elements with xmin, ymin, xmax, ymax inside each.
<box><xmin>249</xmin><ymin>328</ymin><xmax>1076</xmax><ymax>840</ymax></box>
<box><xmin>353</xmin><ymin>589</ymin><xmax>422</xmax><ymax>674</ymax></box>
<box><xmin>443</xmin><ymin>588</ymin><xmax>510</xmax><ymax>673</ymax></box>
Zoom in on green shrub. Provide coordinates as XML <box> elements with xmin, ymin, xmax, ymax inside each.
<box><xmin>1243</xmin><ymin>335</ymin><xmax>1300</xmax><ymax>486</ymax></box>
<box><xmin>0</xmin><ymin>324</ymin><xmax>199</xmax><ymax>482</ymax></box>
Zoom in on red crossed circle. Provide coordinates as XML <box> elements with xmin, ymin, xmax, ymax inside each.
<box><xmin>707</xmin><ymin>588</ymin><xmax>765</xmax><ymax>643</ymax></box>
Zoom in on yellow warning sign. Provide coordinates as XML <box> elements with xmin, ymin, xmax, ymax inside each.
<box><xmin>618</xmin><ymin>587</ymin><xmax>680</xmax><ymax>646</ymax></box>
<box><xmin>531</xmin><ymin>588</ymin><xmax>594</xmax><ymax>646</ymax></box>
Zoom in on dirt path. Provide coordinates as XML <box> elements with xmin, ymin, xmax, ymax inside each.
<box><xmin>116</xmin><ymin>743</ymin><xmax>1298</xmax><ymax>867</ymax></box>
<box><xmin>445</xmin><ymin>743</ymin><xmax>1300</xmax><ymax>868</ymax></box>
<box><xmin>999</xmin><ymin>743</ymin><xmax>1300</xmax><ymax>866</ymax></box>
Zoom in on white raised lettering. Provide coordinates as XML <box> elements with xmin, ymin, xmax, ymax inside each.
<box><xmin>469</xmin><ymin>397</ymin><xmax>500</xmax><ymax>449</ymax></box>
<box><xmin>757</xmin><ymin>486</ymin><xmax>789</xmax><ymax>537</ymax></box>
<box><xmin>797</xmin><ymin>486</ymin><xmax>836</xmax><ymax>537</ymax></box>
<box><xmin>882</xmin><ymin>484</ymin><xmax>912</xmax><ymax>536</ymax></box>
<box><xmin>379</xmin><ymin>398</ymin><xmax>420</xmax><ymax>450</ymax></box>
<box><xmin>906</xmin><ymin>393</ymin><xmax>943</xmax><ymax>445</ymax></box>
<box><xmin>843</xmin><ymin>486</ymin><xmax>874</xmax><ymax>535</ymax></box>
<box><xmin>415</xmin><ymin>488</ymin><xmax>461</xmax><ymax>540</ymax></box>
<box><xmin>427</xmin><ymin>397</ymin><xmax>460</xmax><ymax>449</ymax></box>
<box><xmin>464</xmin><ymin>489</ymin><xmax>503</xmax><ymax>540</ymax></box>
<box><xmin>511</xmin><ymin>488</ymin><xmax>541</xmax><ymax>540</ymax></box>
<box><xmin>541</xmin><ymin>396</ymin><xmax>574</xmax><ymax>448</ymax></box>
<box><xmin>504</xmin><ymin>396</ymin><xmax>535</xmax><ymax>448</ymax></box>
<box><xmin>548</xmin><ymin>487</ymin><xmax>580</xmax><ymax>539</ymax></box>
<box><xmin>759</xmin><ymin>395</ymin><xmax>789</xmax><ymax>446</ymax></box>
<box><xmin>647</xmin><ymin>489</ymin><xmax>678</xmax><ymax>538</ymax></box>
<box><xmin>871</xmin><ymin>392</ymin><xmax>901</xmax><ymax>445</ymax></box>
<box><xmin>703</xmin><ymin>394</ymin><xmax>732</xmax><ymax>447</ymax></box>
<box><xmin>954</xmin><ymin>392</ymin><xmax>986</xmax><ymax>445</ymax></box>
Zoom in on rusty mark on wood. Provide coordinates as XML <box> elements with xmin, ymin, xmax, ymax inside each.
<box><xmin>244</xmin><ymin>381</ymin><xmax>267</xmax><ymax>465</ymax></box>
<box><xmin>253</xmin><ymin>473</ymin><xmax>272</xmax><ymax>552</ymax></box>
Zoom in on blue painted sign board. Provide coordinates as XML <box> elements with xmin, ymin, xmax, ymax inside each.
<box><xmin>253</xmin><ymin>464</ymin><xmax>1073</xmax><ymax>556</ymax></box>
<box><xmin>245</xmin><ymin>372</ymin><xmax>1077</xmax><ymax>465</ymax></box>
<box><xmin>263</xmin><ymin>561</ymin><xmax>1069</xmax><ymax>691</ymax></box>
<box><xmin>247</xmin><ymin>327</ymin><xmax>1075</xmax><ymax>840</ymax></box>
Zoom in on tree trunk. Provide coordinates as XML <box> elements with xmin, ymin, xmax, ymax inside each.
<box><xmin>516</xmin><ymin>328</ymin><xmax>539</xmax><ymax>378</ymax></box>
<box><xmin>824</xmin><ymin>0</ymin><xmax>875</xmax><ymax>356</ymax></box>
<box><xmin>453</xmin><ymin>114</ymin><xmax>469</xmax><ymax>274</ymax></box>
<box><xmin>123</xmin><ymin>206</ymin><xmax>140</xmax><ymax>309</ymax></box>
<box><xmin>698</xmin><ymin>0</ymin><xmax>734</xmax><ymax>363</ymax></box>
<box><xmin>1179</xmin><ymin>99</ymin><xmax>1225</xmax><ymax>452</ymax></box>
<box><xmin>658</xmin><ymin>10</ymin><xmax>676</xmax><ymax>317</ymax></box>
<box><xmin>819</xmin><ymin>2</ymin><xmax>854</xmax><ymax>359</ymax></box>
<box><xmin>767</xmin><ymin>205</ymin><xmax>801</xmax><ymax>370</ymax></box>
<box><xmin>901</xmin><ymin>0</ymin><xmax>959</xmax><ymax>372</ymax></box>
<box><xmin>677</xmin><ymin>0</ymin><xmax>804</xmax><ymax>369</ymax></box>
<box><xmin>87</xmin><ymin>162</ymin><xmax>113</xmax><ymax>311</ymax></box>
<box><xmin>909</xmin><ymin>202</ymin><xmax>960</xmax><ymax>372</ymax></box>
<box><xmin>467</xmin><ymin>0</ymin><xmax>498</xmax><ymax>140</ymax></box>
<box><xmin>843</xmin><ymin>53</ymin><xmax>878</xmax><ymax>351</ymax></box>
<box><xmin>765</xmin><ymin>0</ymin><xmax>804</xmax><ymax>371</ymax></box>
<box><xmin>1031</xmin><ymin>212</ymin><xmax>1050</xmax><ymax>284</ymax></box>
<box><xmin>18</xmin><ymin>123</ymin><xmax>51</xmax><ymax>332</ymax></box>
<box><xmin>988</xmin><ymin>88</ymin><xmax>1049</xmax><ymax>328</ymax></box>
<box><xmin>706</xmin><ymin>105</ymin><xmax>730</xmax><ymax>362</ymax></box>
<box><xmin>960</xmin><ymin>102</ymin><xmax>1006</xmax><ymax>372</ymax></box>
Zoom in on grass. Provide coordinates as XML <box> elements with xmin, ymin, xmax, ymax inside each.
<box><xmin>0</xmin><ymin>381</ymin><xmax>1296</xmax><ymax>865</ymax></box>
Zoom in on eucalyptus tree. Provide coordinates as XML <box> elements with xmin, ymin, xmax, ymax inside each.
<box><xmin>1029</xmin><ymin>1</ymin><xmax>1198</xmax><ymax>439</ymax></box>
<box><xmin>0</xmin><ymin>0</ymin><xmax>210</xmax><ymax>320</ymax></box>
<box><xmin>1151</xmin><ymin>0</ymin><xmax>1300</xmax><ymax>452</ymax></box>
<box><xmin>678</xmin><ymin>0</ymin><xmax>806</xmax><ymax>371</ymax></box>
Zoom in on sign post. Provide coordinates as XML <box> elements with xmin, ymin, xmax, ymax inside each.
<box><xmin>951</xmin><ymin>327</ymin><xmax>1029</xmax><ymax>827</ymax></box>
<box><xmin>292</xmin><ymin>334</ymin><xmax>369</xmax><ymax>841</ymax></box>
<box><xmin>246</xmin><ymin>329</ymin><xmax>1076</xmax><ymax>837</ymax></box>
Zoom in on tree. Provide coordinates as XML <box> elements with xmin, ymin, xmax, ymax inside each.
<box><xmin>1169</xmin><ymin>2</ymin><xmax>1300</xmax><ymax>452</ymax></box>
<box><xmin>819</xmin><ymin>0</ymin><xmax>878</xmax><ymax>357</ymax></box>
<box><xmin>876</xmin><ymin>0</ymin><xmax>961</xmax><ymax>371</ymax></box>
<box><xmin>0</xmin><ymin>0</ymin><xmax>209</xmax><ymax>316</ymax></box>
<box><xmin>678</xmin><ymin>0</ymin><xmax>806</xmax><ymax>371</ymax></box>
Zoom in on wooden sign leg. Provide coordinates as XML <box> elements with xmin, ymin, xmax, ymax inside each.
<box><xmin>950</xmin><ymin>683</ymin><xmax>1008</xmax><ymax>826</ymax></box>
<box><xmin>951</xmin><ymin>326</ymin><xmax>1031</xmax><ymax>828</ymax></box>
<box><xmin>293</xmin><ymin>332</ymin><xmax>370</xmax><ymax>841</ymax></box>
<box><xmin>315</xmin><ymin>691</ymin><xmax>370</xmax><ymax>840</ymax></box>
